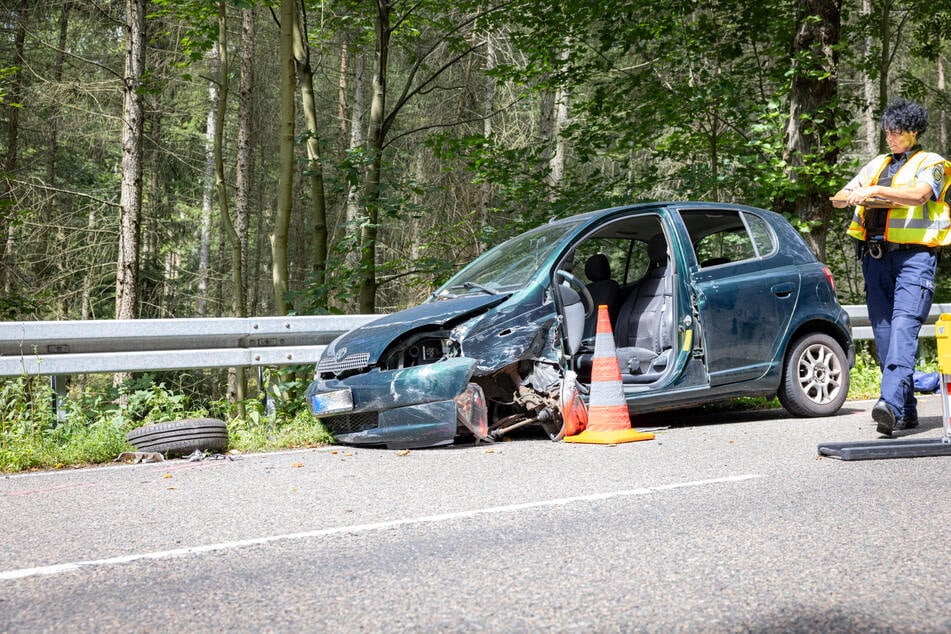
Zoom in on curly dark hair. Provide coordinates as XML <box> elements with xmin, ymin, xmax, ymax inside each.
<box><xmin>881</xmin><ymin>98</ymin><xmax>928</xmax><ymax>135</ymax></box>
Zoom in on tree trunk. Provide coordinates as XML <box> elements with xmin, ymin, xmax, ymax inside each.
<box><xmin>877</xmin><ymin>0</ymin><xmax>892</xmax><ymax>154</ymax></box>
<box><xmin>358</xmin><ymin>0</ymin><xmax>391</xmax><ymax>314</ymax></box>
<box><xmin>81</xmin><ymin>207</ymin><xmax>97</xmax><ymax>320</ymax></box>
<box><xmin>236</xmin><ymin>7</ymin><xmax>255</xmax><ymax>309</ymax></box>
<box><xmin>481</xmin><ymin>32</ymin><xmax>496</xmax><ymax>225</ymax></box>
<box><xmin>783</xmin><ymin>0</ymin><xmax>841</xmax><ymax>261</ymax></box>
<box><xmin>214</xmin><ymin>3</ymin><xmax>247</xmax><ymax>411</ymax></box>
<box><xmin>273</xmin><ymin>0</ymin><xmax>296</xmax><ymax>315</ymax></box>
<box><xmin>1</xmin><ymin>0</ymin><xmax>28</xmax><ymax>295</ymax></box>
<box><xmin>197</xmin><ymin>43</ymin><xmax>219</xmax><ymax>317</ymax></box>
<box><xmin>345</xmin><ymin>49</ymin><xmax>366</xmax><ymax>239</ymax></box>
<box><xmin>546</xmin><ymin>44</ymin><xmax>570</xmax><ymax>193</ymax></box>
<box><xmin>115</xmin><ymin>0</ymin><xmax>146</xmax><ymax>321</ymax></box>
<box><xmin>862</xmin><ymin>0</ymin><xmax>876</xmax><ymax>154</ymax></box>
<box><xmin>337</xmin><ymin>40</ymin><xmax>350</xmax><ymax>156</ymax></box>
<box><xmin>47</xmin><ymin>0</ymin><xmax>71</xmax><ymax>318</ymax></box>
<box><xmin>939</xmin><ymin>55</ymin><xmax>948</xmax><ymax>155</ymax></box>
<box><xmin>547</xmin><ymin>84</ymin><xmax>569</xmax><ymax>191</ymax></box>
<box><xmin>291</xmin><ymin>8</ymin><xmax>328</xmax><ymax>299</ymax></box>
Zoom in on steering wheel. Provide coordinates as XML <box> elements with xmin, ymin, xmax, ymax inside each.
<box><xmin>556</xmin><ymin>269</ymin><xmax>595</xmax><ymax>317</ymax></box>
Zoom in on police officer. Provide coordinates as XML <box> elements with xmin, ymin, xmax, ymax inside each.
<box><xmin>832</xmin><ymin>97</ymin><xmax>951</xmax><ymax>436</ymax></box>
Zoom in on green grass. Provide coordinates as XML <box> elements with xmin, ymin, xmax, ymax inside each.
<box><xmin>0</xmin><ymin>377</ymin><xmax>333</xmax><ymax>473</ymax></box>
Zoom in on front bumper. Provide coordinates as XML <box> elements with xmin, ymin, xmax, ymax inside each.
<box><xmin>306</xmin><ymin>357</ymin><xmax>478</xmax><ymax>449</ymax></box>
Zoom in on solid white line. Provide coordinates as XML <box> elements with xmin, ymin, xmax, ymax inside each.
<box><xmin>1</xmin><ymin>473</ymin><xmax>762</xmax><ymax>581</ymax></box>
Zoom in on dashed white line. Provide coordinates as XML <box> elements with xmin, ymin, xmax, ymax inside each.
<box><xmin>1</xmin><ymin>473</ymin><xmax>762</xmax><ymax>581</ymax></box>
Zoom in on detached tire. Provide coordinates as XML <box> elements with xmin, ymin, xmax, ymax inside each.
<box><xmin>127</xmin><ymin>418</ymin><xmax>228</xmax><ymax>456</ymax></box>
<box><xmin>777</xmin><ymin>333</ymin><xmax>849</xmax><ymax>417</ymax></box>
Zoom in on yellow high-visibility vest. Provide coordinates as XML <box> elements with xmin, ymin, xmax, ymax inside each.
<box><xmin>846</xmin><ymin>151</ymin><xmax>951</xmax><ymax>247</ymax></box>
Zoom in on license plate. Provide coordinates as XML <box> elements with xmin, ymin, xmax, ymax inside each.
<box><xmin>310</xmin><ymin>388</ymin><xmax>354</xmax><ymax>416</ymax></box>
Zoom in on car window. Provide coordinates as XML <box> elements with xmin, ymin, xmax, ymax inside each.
<box><xmin>574</xmin><ymin>238</ymin><xmax>649</xmax><ymax>286</ymax></box>
<box><xmin>744</xmin><ymin>213</ymin><xmax>776</xmax><ymax>258</ymax></box>
<box><xmin>695</xmin><ymin>229</ymin><xmax>754</xmax><ymax>265</ymax></box>
<box><xmin>435</xmin><ymin>218</ymin><xmax>585</xmax><ymax>295</ymax></box>
<box><xmin>688</xmin><ymin>209</ymin><xmax>776</xmax><ymax>267</ymax></box>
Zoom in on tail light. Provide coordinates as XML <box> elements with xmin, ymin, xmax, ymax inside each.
<box><xmin>822</xmin><ymin>265</ymin><xmax>837</xmax><ymax>295</ymax></box>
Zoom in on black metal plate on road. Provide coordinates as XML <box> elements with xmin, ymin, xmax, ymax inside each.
<box><xmin>818</xmin><ymin>438</ymin><xmax>951</xmax><ymax>460</ymax></box>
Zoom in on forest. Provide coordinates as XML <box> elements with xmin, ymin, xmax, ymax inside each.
<box><xmin>1</xmin><ymin>0</ymin><xmax>950</xmax><ymax>324</ymax></box>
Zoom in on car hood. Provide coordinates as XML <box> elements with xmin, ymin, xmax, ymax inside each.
<box><xmin>322</xmin><ymin>293</ymin><xmax>509</xmax><ymax>367</ymax></box>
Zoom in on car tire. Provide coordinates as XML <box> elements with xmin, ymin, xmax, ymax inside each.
<box><xmin>126</xmin><ymin>418</ymin><xmax>228</xmax><ymax>456</ymax></box>
<box><xmin>777</xmin><ymin>333</ymin><xmax>849</xmax><ymax>417</ymax></box>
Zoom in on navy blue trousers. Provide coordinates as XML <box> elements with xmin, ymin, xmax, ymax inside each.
<box><xmin>862</xmin><ymin>248</ymin><xmax>936</xmax><ymax>419</ymax></box>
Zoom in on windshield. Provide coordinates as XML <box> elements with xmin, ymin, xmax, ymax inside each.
<box><xmin>433</xmin><ymin>219</ymin><xmax>584</xmax><ymax>297</ymax></box>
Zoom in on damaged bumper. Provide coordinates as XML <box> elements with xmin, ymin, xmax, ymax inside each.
<box><xmin>306</xmin><ymin>357</ymin><xmax>481</xmax><ymax>448</ymax></box>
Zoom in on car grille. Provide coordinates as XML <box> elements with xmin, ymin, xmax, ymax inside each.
<box><xmin>317</xmin><ymin>352</ymin><xmax>371</xmax><ymax>374</ymax></box>
<box><xmin>321</xmin><ymin>412</ymin><xmax>379</xmax><ymax>436</ymax></box>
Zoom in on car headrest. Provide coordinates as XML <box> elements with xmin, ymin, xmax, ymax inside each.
<box><xmin>647</xmin><ymin>235</ymin><xmax>668</xmax><ymax>266</ymax></box>
<box><xmin>584</xmin><ymin>253</ymin><xmax>611</xmax><ymax>282</ymax></box>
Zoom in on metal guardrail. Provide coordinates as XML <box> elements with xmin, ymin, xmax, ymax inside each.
<box><xmin>0</xmin><ymin>315</ymin><xmax>378</xmax><ymax>377</ymax></box>
<box><xmin>845</xmin><ymin>303</ymin><xmax>951</xmax><ymax>343</ymax></box>
<box><xmin>1</xmin><ymin>304</ymin><xmax>951</xmax><ymax>378</ymax></box>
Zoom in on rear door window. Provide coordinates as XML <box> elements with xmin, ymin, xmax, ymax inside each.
<box><xmin>689</xmin><ymin>210</ymin><xmax>777</xmax><ymax>267</ymax></box>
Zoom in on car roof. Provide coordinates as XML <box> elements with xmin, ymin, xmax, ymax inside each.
<box><xmin>549</xmin><ymin>201</ymin><xmax>779</xmax><ymax>244</ymax></box>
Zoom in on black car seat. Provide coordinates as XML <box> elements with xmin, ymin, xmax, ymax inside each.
<box><xmin>614</xmin><ymin>234</ymin><xmax>674</xmax><ymax>383</ymax></box>
<box><xmin>583</xmin><ymin>253</ymin><xmax>621</xmax><ymax>338</ymax></box>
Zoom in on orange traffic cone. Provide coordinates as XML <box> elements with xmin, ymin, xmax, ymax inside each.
<box><xmin>564</xmin><ymin>305</ymin><xmax>654</xmax><ymax>444</ymax></box>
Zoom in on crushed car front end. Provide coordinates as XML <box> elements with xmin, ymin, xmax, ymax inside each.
<box><xmin>306</xmin><ymin>294</ymin><xmax>504</xmax><ymax>449</ymax></box>
<box><xmin>306</xmin><ymin>217</ymin><xmax>589</xmax><ymax>449</ymax></box>
<box><xmin>307</xmin><ymin>356</ymin><xmax>485</xmax><ymax>449</ymax></box>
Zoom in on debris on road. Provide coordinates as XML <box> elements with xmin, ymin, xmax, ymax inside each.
<box><xmin>113</xmin><ymin>451</ymin><xmax>165</xmax><ymax>464</ymax></box>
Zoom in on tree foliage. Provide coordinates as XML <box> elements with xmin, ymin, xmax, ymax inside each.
<box><xmin>0</xmin><ymin>0</ymin><xmax>948</xmax><ymax>325</ymax></box>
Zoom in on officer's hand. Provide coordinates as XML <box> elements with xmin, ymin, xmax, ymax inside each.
<box><xmin>847</xmin><ymin>186</ymin><xmax>878</xmax><ymax>206</ymax></box>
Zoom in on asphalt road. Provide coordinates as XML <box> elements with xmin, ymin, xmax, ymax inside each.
<box><xmin>3</xmin><ymin>396</ymin><xmax>951</xmax><ymax>633</ymax></box>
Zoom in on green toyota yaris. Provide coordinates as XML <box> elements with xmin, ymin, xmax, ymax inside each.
<box><xmin>307</xmin><ymin>202</ymin><xmax>854</xmax><ymax>448</ymax></box>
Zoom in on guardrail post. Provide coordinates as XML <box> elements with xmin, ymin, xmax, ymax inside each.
<box><xmin>258</xmin><ymin>366</ymin><xmax>276</xmax><ymax>415</ymax></box>
<box><xmin>50</xmin><ymin>375</ymin><xmax>68</xmax><ymax>422</ymax></box>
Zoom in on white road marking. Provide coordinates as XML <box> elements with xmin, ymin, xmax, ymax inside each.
<box><xmin>1</xmin><ymin>473</ymin><xmax>762</xmax><ymax>581</ymax></box>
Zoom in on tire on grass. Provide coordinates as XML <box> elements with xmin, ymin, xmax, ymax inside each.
<box><xmin>126</xmin><ymin>418</ymin><xmax>228</xmax><ymax>456</ymax></box>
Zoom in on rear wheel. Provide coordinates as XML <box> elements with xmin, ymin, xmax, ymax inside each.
<box><xmin>777</xmin><ymin>333</ymin><xmax>849</xmax><ymax>417</ymax></box>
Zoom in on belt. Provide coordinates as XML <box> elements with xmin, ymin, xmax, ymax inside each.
<box><xmin>865</xmin><ymin>239</ymin><xmax>934</xmax><ymax>259</ymax></box>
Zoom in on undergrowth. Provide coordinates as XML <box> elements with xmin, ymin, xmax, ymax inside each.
<box><xmin>0</xmin><ymin>373</ymin><xmax>331</xmax><ymax>473</ymax></box>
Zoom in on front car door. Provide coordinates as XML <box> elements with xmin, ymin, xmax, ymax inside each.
<box><xmin>560</xmin><ymin>208</ymin><xmax>707</xmax><ymax>396</ymax></box>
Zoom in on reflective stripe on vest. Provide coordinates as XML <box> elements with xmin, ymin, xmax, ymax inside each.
<box><xmin>845</xmin><ymin>151</ymin><xmax>951</xmax><ymax>247</ymax></box>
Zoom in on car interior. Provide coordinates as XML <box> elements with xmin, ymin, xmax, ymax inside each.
<box><xmin>558</xmin><ymin>207</ymin><xmax>763</xmax><ymax>386</ymax></box>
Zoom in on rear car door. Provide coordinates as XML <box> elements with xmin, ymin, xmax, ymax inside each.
<box><xmin>685</xmin><ymin>208</ymin><xmax>799</xmax><ymax>386</ymax></box>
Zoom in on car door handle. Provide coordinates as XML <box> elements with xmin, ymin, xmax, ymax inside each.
<box><xmin>771</xmin><ymin>282</ymin><xmax>795</xmax><ymax>298</ymax></box>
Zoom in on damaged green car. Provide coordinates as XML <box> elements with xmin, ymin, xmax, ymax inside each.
<box><xmin>307</xmin><ymin>202</ymin><xmax>854</xmax><ymax>448</ymax></box>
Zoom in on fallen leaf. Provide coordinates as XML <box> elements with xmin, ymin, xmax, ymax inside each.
<box><xmin>290</xmin><ymin>462</ymin><xmax>304</xmax><ymax>468</ymax></box>
<box><xmin>483</xmin><ymin>448</ymin><xmax>496</xmax><ymax>454</ymax></box>
<box><xmin>395</xmin><ymin>449</ymin><xmax>410</xmax><ymax>457</ymax></box>
<box><xmin>162</xmin><ymin>473</ymin><xmax>172</xmax><ymax>479</ymax></box>
<box><xmin>166</xmin><ymin>486</ymin><xmax>178</xmax><ymax>490</ymax></box>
